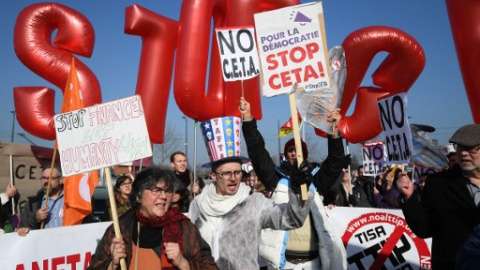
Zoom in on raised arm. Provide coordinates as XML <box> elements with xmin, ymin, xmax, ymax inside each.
<box><xmin>239</xmin><ymin>97</ymin><xmax>280</xmax><ymax>191</ymax></box>
<box><xmin>313</xmin><ymin>109</ymin><xmax>347</xmax><ymax>198</ymax></box>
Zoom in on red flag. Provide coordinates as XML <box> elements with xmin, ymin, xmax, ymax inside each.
<box><xmin>61</xmin><ymin>58</ymin><xmax>99</xmax><ymax>226</ymax></box>
<box><xmin>278</xmin><ymin>112</ymin><xmax>302</xmax><ymax>137</ymax></box>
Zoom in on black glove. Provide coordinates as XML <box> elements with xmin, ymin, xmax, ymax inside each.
<box><xmin>290</xmin><ymin>160</ymin><xmax>313</xmax><ymax>194</ymax></box>
<box><xmin>341</xmin><ymin>154</ymin><xmax>352</xmax><ymax>169</ymax></box>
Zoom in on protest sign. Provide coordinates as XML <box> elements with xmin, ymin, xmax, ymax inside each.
<box><xmin>362</xmin><ymin>142</ymin><xmax>386</xmax><ymax>176</ymax></box>
<box><xmin>254</xmin><ymin>2</ymin><xmax>330</xmax><ymax>97</ymax></box>
<box><xmin>412</xmin><ymin>165</ymin><xmax>440</xmax><ymax>185</ymax></box>
<box><xmin>377</xmin><ymin>93</ymin><xmax>413</xmax><ymax>164</ymax></box>
<box><xmin>295</xmin><ymin>46</ymin><xmax>345</xmax><ymax>134</ymax></box>
<box><xmin>215</xmin><ymin>27</ymin><xmax>259</xmax><ymax>81</ymax></box>
<box><xmin>329</xmin><ymin>207</ymin><xmax>432</xmax><ymax>270</ymax></box>
<box><xmin>0</xmin><ymin>222</ymin><xmax>111</xmax><ymax>269</ymax></box>
<box><xmin>54</xmin><ymin>95</ymin><xmax>152</xmax><ymax>177</ymax></box>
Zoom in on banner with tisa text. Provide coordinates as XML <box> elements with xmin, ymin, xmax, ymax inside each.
<box><xmin>362</xmin><ymin>141</ymin><xmax>386</xmax><ymax>176</ymax></box>
<box><xmin>377</xmin><ymin>93</ymin><xmax>413</xmax><ymax>165</ymax></box>
<box><xmin>328</xmin><ymin>207</ymin><xmax>432</xmax><ymax>270</ymax></box>
<box><xmin>254</xmin><ymin>2</ymin><xmax>330</xmax><ymax>97</ymax></box>
<box><xmin>54</xmin><ymin>95</ymin><xmax>152</xmax><ymax>176</ymax></box>
<box><xmin>215</xmin><ymin>27</ymin><xmax>260</xmax><ymax>81</ymax></box>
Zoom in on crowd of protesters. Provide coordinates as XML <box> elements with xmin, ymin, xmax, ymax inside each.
<box><xmin>2</xmin><ymin>97</ymin><xmax>480</xmax><ymax>269</ymax></box>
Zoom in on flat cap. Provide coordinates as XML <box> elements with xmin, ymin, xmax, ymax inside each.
<box><xmin>449</xmin><ymin>124</ymin><xmax>480</xmax><ymax>147</ymax></box>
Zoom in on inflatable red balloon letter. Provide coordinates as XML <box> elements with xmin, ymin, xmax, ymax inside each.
<box><xmin>445</xmin><ymin>0</ymin><xmax>480</xmax><ymax>123</ymax></box>
<box><xmin>174</xmin><ymin>0</ymin><xmax>299</xmax><ymax>122</ymax></box>
<box><xmin>13</xmin><ymin>3</ymin><xmax>101</xmax><ymax>140</ymax></box>
<box><xmin>125</xmin><ymin>4</ymin><xmax>179</xmax><ymax>143</ymax></box>
<box><xmin>315</xmin><ymin>26</ymin><xmax>425</xmax><ymax>143</ymax></box>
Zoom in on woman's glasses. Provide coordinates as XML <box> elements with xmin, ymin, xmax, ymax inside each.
<box><xmin>146</xmin><ymin>186</ymin><xmax>173</xmax><ymax>197</ymax></box>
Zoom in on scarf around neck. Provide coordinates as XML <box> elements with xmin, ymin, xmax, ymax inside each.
<box><xmin>199</xmin><ymin>182</ymin><xmax>251</xmax><ymax>217</ymax></box>
<box><xmin>135</xmin><ymin>208</ymin><xmax>189</xmax><ymax>255</ymax></box>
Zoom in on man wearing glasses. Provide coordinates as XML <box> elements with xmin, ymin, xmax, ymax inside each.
<box><xmin>21</xmin><ymin>167</ymin><xmax>64</xmax><ymax>229</ymax></box>
<box><xmin>398</xmin><ymin>124</ymin><xmax>480</xmax><ymax>270</ymax></box>
<box><xmin>188</xmin><ymin>117</ymin><xmax>314</xmax><ymax>270</ymax></box>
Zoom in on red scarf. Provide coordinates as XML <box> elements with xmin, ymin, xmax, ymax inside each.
<box><xmin>135</xmin><ymin>208</ymin><xmax>189</xmax><ymax>269</ymax></box>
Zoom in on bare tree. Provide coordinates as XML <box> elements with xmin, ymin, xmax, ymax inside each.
<box><xmin>153</xmin><ymin>124</ymin><xmax>182</xmax><ymax>166</ymax></box>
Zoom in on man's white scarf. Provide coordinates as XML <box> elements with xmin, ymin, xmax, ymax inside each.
<box><xmin>197</xmin><ymin>182</ymin><xmax>250</xmax><ymax>260</ymax></box>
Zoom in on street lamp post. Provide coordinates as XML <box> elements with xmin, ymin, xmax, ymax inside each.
<box><xmin>10</xmin><ymin>111</ymin><xmax>16</xmax><ymax>143</ymax></box>
<box><xmin>182</xmin><ymin>116</ymin><xmax>188</xmax><ymax>159</ymax></box>
<box><xmin>17</xmin><ymin>133</ymin><xmax>37</xmax><ymax>145</ymax></box>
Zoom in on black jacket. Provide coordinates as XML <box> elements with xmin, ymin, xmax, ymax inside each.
<box><xmin>401</xmin><ymin>165</ymin><xmax>480</xmax><ymax>270</ymax></box>
<box><xmin>20</xmin><ymin>189</ymin><xmax>44</xmax><ymax>229</ymax></box>
<box><xmin>242</xmin><ymin>118</ymin><xmax>345</xmax><ymax>201</ymax></box>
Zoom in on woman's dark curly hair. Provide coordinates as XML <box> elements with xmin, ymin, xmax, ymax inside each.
<box><xmin>129</xmin><ymin>167</ymin><xmax>175</xmax><ymax>209</ymax></box>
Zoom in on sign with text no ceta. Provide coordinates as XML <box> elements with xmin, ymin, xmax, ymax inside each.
<box><xmin>54</xmin><ymin>95</ymin><xmax>152</xmax><ymax>177</ymax></box>
<box><xmin>254</xmin><ymin>2</ymin><xmax>330</xmax><ymax>97</ymax></box>
<box><xmin>377</xmin><ymin>93</ymin><xmax>413</xmax><ymax>165</ymax></box>
<box><xmin>362</xmin><ymin>141</ymin><xmax>387</xmax><ymax>177</ymax></box>
<box><xmin>215</xmin><ymin>27</ymin><xmax>260</xmax><ymax>82</ymax></box>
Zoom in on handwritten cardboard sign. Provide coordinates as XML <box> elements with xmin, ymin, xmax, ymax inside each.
<box><xmin>254</xmin><ymin>2</ymin><xmax>330</xmax><ymax>97</ymax></box>
<box><xmin>54</xmin><ymin>95</ymin><xmax>152</xmax><ymax>176</ymax></box>
<box><xmin>215</xmin><ymin>27</ymin><xmax>260</xmax><ymax>81</ymax></box>
<box><xmin>377</xmin><ymin>93</ymin><xmax>413</xmax><ymax>165</ymax></box>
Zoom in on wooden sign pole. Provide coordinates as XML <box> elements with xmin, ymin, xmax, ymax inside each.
<box><xmin>105</xmin><ymin>168</ymin><xmax>127</xmax><ymax>270</ymax></box>
<box><xmin>289</xmin><ymin>88</ymin><xmax>308</xmax><ymax>201</ymax></box>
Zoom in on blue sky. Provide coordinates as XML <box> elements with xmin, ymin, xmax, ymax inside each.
<box><xmin>0</xmin><ymin>1</ymin><xmax>474</xmax><ymax>166</ymax></box>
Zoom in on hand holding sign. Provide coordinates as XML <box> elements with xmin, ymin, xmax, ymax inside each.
<box><xmin>255</xmin><ymin>2</ymin><xmax>331</xmax><ymax>201</ymax></box>
<box><xmin>295</xmin><ymin>46</ymin><xmax>346</xmax><ymax>135</ymax></box>
<box><xmin>397</xmin><ymin>172</ymin><xmax>414</xmax><ymax>200</ymax></box>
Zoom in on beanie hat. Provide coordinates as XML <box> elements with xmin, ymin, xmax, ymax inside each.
<box><xmin>284</xmin><ymin>138</ymin><xmax>309</xmax><ymax>159</ymax></box>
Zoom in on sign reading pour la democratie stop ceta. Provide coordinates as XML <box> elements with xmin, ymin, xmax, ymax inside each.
<box><xmin>54</xmin><ymin>95</ymin><xmax>152</xmax><ymax>176</ymax></box>
<box><xmin>254</xmin><ymin>2</ymin><xmax>330</xmax><ymax>97</ymax></box>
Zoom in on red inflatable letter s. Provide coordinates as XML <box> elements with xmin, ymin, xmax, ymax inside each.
<box><xmin>13</xmin><ymin>3</ymin><xmax>101</xmax><ymax>140</ymax></box>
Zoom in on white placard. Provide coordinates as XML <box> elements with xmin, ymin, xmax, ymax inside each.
<box><xmin>215</xmin><ymin>27</ymin><xmax>260</xmax><ymax>81</ymax></box>
<box><xmin>0</xmin><ymin>222</ymin><xmax>111</xmax><ymax>269</ymax></box>
<box><xmin>254</xmin><ymin>2</ymin><xmax>330</xmax><ymax>97</ymax></box>
<box><xmin>55</xmin><ymin>95</ymin><xmax>152</xmax><ymax>176</ymax></box>
<box><xmin>377</xmin><ymin>93</ymin><xmax>413</xmax><ymax>164</ymax></box>
<box><xmin>362</xmin><ymin>142</ymin><xmax>386</xmax><ymax>176</ymax></box>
